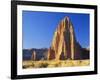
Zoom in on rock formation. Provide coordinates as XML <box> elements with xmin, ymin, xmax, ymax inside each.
<box><xmin>31</xmin><ymin>51</ymin><xmax>36</xmax><ymax>60</ymax></box>
<box><xmin>23</xmin><ymin>48</ymin><xmax>48</xmax><ymax>61</ymax></box>
<box><xmin>47</xmin><ymin>16</ymin><xmax>89</xmax><ymax>60</ymax></box>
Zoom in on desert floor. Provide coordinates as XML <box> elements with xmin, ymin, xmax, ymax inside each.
<box><xmin>22</xmin><ymin>60</ymin><xmax>90</xmax><ymax>69</ymax></box>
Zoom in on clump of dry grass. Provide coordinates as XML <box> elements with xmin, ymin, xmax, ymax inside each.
<box><xmin>39</xmin><ymin>63</ymin><xmax>49</xmax><ymax>68</ymax></box>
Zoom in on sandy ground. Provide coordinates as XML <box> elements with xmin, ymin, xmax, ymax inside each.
<box><xmin>22</xmin><ymin>60</ymin><xmax>90</xmax><ymax>69</ymax></box>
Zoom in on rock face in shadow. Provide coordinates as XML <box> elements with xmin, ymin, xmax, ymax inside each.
<box><xmin>23</xmin><ymin>48</ymin><xmax>48</xmax><ymax>61</ymax></box>
<box><xmin>31</xmin><ymin>51</ymin><xmax>36</xmax><ymax>61</ymax></box>
<box><xmin>47</xmin><ymin>16</ymin><xmax>89</xmax><ymax>60</ymax></box>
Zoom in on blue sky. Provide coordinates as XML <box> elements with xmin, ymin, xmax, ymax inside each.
<box><xmin>22</xmin><ymin>11</ymin><xmax>89</xmax><ymax>49</ymax></box>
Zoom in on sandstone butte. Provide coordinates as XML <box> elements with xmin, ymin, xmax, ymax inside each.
<box><xmin>47</xmin><ymin>16</ymin><xmax>89</xmax><ymax>60</ymax></box>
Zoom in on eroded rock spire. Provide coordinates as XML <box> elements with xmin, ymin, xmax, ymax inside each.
<box><xmin>47</xmin><ymin>16</ymin><xmax>85</xmax><ymax>60</ymax></box>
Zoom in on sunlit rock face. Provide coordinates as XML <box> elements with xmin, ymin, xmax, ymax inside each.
<box><xmin>47</xmin><ymin>16</ymin><xmax>89</xmax><ymax>60</ymax></box>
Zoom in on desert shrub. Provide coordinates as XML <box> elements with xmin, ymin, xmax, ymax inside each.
<box><xmin>39</xmin><ymin>63</ymin><xmax>48</xmax><ymax>68</ymax></box>
<box><xmin>54</xmin><ymin>63</ymin><xmax>60</xmax><ymax>67</ymax></box>
<box><xmin>23</xmin><ymin>66</ymin><xmax>27</xmax><ymax>69</ymax></box>
<box><xmin>30</xmin><ymin>62</ymin><xmax>35</xmax><ymax>67</ymax></box>
<box><xmin>23</xmin><ymin>65</ymin><xmax>30</xmax><ymax>69</ymax></box>
<box><xmin>79</xmin><ymin>60</ymin><xmax>82</xmax><ymax>64</ymax></box>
